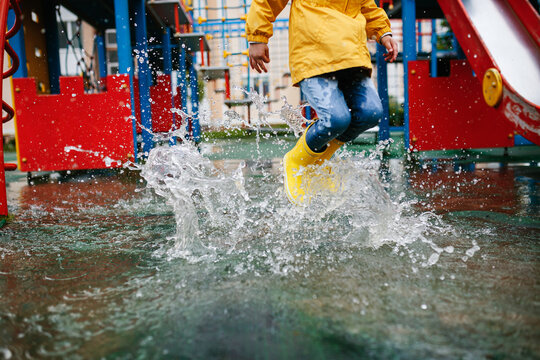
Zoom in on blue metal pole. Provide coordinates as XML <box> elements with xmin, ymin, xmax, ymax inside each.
<box><xmin>114</xmin><ymin>0</ymin><xmax>138</xmax><ymax>161</ymax></box>
<box><xmin>430</xmin><ymin>19</ymin><xmax>437</xmax><ymax>77</ymax></box>
<box><xmin>452</xmin><ymin>33</ymin><xmax>466</xmax><ymax>60</ymax></box>
<box><xmin>244</xmin><ymin>0</ymin><xmax>250</xmax><ymax>91</ymax></box>
<box><xmin>451</xmin><ymin>33</ymin><xmax>459</xmax><ymax>54</ymax></box>
<box><xmin>133</xmin><ymin>0</ymin><xmax>153</xmax><ymax>156</ymax></box>
<box><xmin>376</xmin><ymin>43</ymin><xmax>390</xmax><ymax>141</ymax></box>
<box><xmin>162</xmin><ymin>28</ymin><xmax>172</xmax><ymax>74</ymax></box>
<box><xmin>221</xmin><ymin>1</ymin><xmax>226</xmax><ymax>66</ymax></box>
<box><xmin>402</xmin><ymin>0</ymin><xmax>417</xmax><ymax>150</ymax></box>
<box><xmin>7</xmin><ymin>9</ymin><xmax>27</xmax><ymax>78</ymax></box>
<box><xmin>114</xmin><ymin>0</ymin><xmax>132</xmax><ymax>74</ymax></box>
<box><xmin>162</xmin><ymin>28</ymin><xmax>176</xmax><ymax>146</ymax></box>
<box><xmin>95</xmin><ymin>34</ymin><xmax>107</xmax><ymax>79</ymax></box>
<box><xmin>418</xmin><ymin>20</ymin><xmax>422</xmax><ymax>53</ymax></box>
<box><xmin>246</xmin><ymin>49</ymin><xmax>251</xmax><ymax>91</ymax></box>
<box><xmin>188</xmin><ymin>59</ymin><xmax>201</xmax><ymax>142</ymax></box>
<box><xmin>44</xmin><ymin>4</ymin><xmax>61</xmax><ymax>93</ymax></box>
<box><xmin>179</xmin><ymin>46</ymin><xmax>188</xmax><ymax>114</ymax></box>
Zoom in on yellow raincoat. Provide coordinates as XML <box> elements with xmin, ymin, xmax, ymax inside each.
<box><xmin>246</xmin><ymin>0</ymin><xmax>392</xmax><ymax>85</ymax></box>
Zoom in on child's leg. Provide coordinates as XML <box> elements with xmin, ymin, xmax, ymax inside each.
<box><xmin>336</xmin><ymin>75</ymin><xmax>383</xmax><ymax>143</ymax></box>
<box><xmin>299</xmin><ymin>77</ymin><xmax>351</xmax><ymax>152</ymax></box>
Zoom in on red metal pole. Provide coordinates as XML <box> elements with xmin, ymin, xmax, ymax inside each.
<box><xmin>224</xmin><ymin>69</ymin><xmax>230</xmax><ymax>100</ymax></box>
<box><xmin>199</xmin><ymin>37</ymin><xmax>205</xmax><ymax>66</ymax></box>
<box><xmin>0</xmin><ymin>0</ymin><xmax>22</xmax><ymax>216</ymax></box>
<box><xmin>174</xmin><ymin>4</ymin><xmax>181</xmax><ymax>34</ymax></box>
<box><xmin>207</xmin><ymin>50</ymin><xmax>210</xmax><ymax>66</ymax></box>
<box><xmin>379</xmin><ymin>0</ymin><xmax>394</xmax><ymax>8</ymax></box>
<box><xmin>0</xmin><ymin>0</ymin><xmax>10</xmax><ymax>216</ymax></box>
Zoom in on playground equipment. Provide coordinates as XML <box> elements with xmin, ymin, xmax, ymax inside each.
<box><xmin>0</xmin><ymin>0</ymin><xmax>209</xmax><ymax>216</ymax></box>
<box><xmin>2</xmin><ymin>0</ymin><xmax>538</xmax><ymax>217</ymax></box>
<box><xmin>190</xmin><ymin>0</ymin><xmax>257</xmax><ymax>121</ymax></box>
<box><xmin>7</xmin><ymin>0</ymin><xmax>209</xmax><ymax>162</ymax></box>
<box><xmin>376</xmin><ymin>0</ymin><xmax>540</xmax><ymax>150</ymax></box>
<box><xmin>438</xmin><ymin>0</ymin><xmax>540</xmax><ymax>146</ymax></box>
<box><xmin>1</xmin><ymin>0</ymin><xmax>272</xmax><ymax>215</ymax></box>
<box><xmin>0</xmin><ymin>0</ymin><xmax>21</xmax><ymax>216</ymax></box>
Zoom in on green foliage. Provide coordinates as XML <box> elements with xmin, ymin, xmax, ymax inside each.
<box><xmin>184</xmin><ymin>72</ymin><xmax>206</xmax><ymax>101</ymax></box>
<box><xmin>436</xmin><ymin>20</ymin><xmax>454</xmax><ymax>51</ymax></box>
<box><xmin>3</xmin><ymin>136</ymin><xmax>16</xmax><ymax>152</ymax></box>
<box><xmin>0</xmin><ymin>214</ymin><xmax>14</xmax><ymax>228</ymax></box>
<box><xmin>197</xmin><ymin>75</ymin><xmax>206</xmax><ymax>101</ymax></box>
<box><xmin>202</xmin><ymin>129</ymin><xmax>254</xmax><ymax>140</ymax></box>
<box><xmin>388</xmin><ymin>96</ymin><xmax>404</xmax><ymax>127</ymax></box>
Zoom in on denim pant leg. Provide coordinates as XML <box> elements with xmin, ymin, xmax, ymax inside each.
<box><xmin>336</xmin><ymin>76</ymin><xmax>383</xmax><ymax>143</ymax></box>
<box><xmin>299</xmin><ymin>77</ymin><xmax>351</xmax><ymax>152</ymax></box>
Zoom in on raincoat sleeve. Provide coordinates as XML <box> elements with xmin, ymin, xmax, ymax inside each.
<box><xmin>361</xmin><ymin>0</ymin><xmax>392</xmax><ymax>42</ymax></box>
<box><xmin>246</xmin><ymin>0</ymin><xmax>290</xmax><ymax>44</ymax></box>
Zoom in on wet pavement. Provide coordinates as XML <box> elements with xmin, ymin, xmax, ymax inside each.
<box><xmin>0</xmin><ymin>139</ymin><xmax>539</xmax><ymax>359</ymax></box>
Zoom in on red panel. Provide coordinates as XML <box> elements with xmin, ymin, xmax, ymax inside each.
<box><xmin>151</xmin><ymin>74</ymin><xmax>181</xmax><ymax>133</ymax></box>
<box><xmin>408</xmin><ymin>60</ymin><xmax>515</xmax><ymax>151</ymax></box>
<box><xmin>134</xmin><ymin>74</ymin><xmax>183</xmax><ymax>134</ymax></box>
<box><xmin>14</xmin><ymin>75</ymin><xmax>135</xmax><ymax>172</ymax></box>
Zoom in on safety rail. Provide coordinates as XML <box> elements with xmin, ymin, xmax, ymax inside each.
<box><xmin>2</xmin><ymin>0</ymin><xmax>20</xmax><ymax>123</ymax></box>
<box><xmin>1</xmin><ymin>0</ymin><xmax>21</xmax><ymax>217</ymax></box>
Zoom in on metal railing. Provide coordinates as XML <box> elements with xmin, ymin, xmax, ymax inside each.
<box><xmin>0</xmin><ymin>0</ymin><xmax>21</xmax><ymax>217</ymax></box>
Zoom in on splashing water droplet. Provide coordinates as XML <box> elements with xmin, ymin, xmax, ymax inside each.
<box><xmin>136</xmin><ymin>90</ymin><xmax>458</xmax><ymax>273</ymax></box>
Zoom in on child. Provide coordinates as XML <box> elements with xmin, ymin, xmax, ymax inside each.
<box><xmin>246</xmin><ymin>0</ymin><xmax>398</xmax><ymax>205</ymax></box>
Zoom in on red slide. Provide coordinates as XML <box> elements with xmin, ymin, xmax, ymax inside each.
<box><xmin>438</xmin><ymin>0</ymin><xmax>540</xmax><ymax>145</ymax></box>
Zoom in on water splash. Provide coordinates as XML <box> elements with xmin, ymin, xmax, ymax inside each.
<box><xmin>223</xmin><ymin>87</ymin><xmax>306</xmax><ymax>135</ymax></box>
<box><xmin>141</xmin><ymin>142</ymin><xmax>250</xmax><ymax>259</ymax></box>
<box><xmin>64</xmin><ymin>146</ymin><xmax>123</xmax><ymax>167</ymax></box>
<box><xmin>140</xmin><ymin>95</ymin><xmax>456</xmax><ymax>274</ymax></box>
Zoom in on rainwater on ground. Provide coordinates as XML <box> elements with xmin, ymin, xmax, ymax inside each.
<box><xmin>1</xmin><ymin>119</ymin><xmax>539</xmax><ymax>359</ymax></box>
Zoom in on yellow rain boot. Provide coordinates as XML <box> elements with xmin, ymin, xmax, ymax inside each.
<box><xmin>283</xmin><ymin>130</ymin><xmax>325</xmax><ymax>205</ymax></box>
<box><xmin>315</xmin><ymin>138</ymin><xmax>345</xmax><ymax>165</ymax></box>
<box><xmin>309</xmin><ymin>138</ymin><xmax>345</xmax><ymax>195</ymax></box>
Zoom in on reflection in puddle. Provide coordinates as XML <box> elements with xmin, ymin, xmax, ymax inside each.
<box><xmin>1</xmin><ymin>138</ymin><xmax>539</xmax><ymax>358</ymax></box>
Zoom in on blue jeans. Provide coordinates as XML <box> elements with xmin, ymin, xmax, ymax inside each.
<box><xmin>300</xmin><ymin>68</ymin><xmax>383</xmax><ymax>152</ymax></box>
